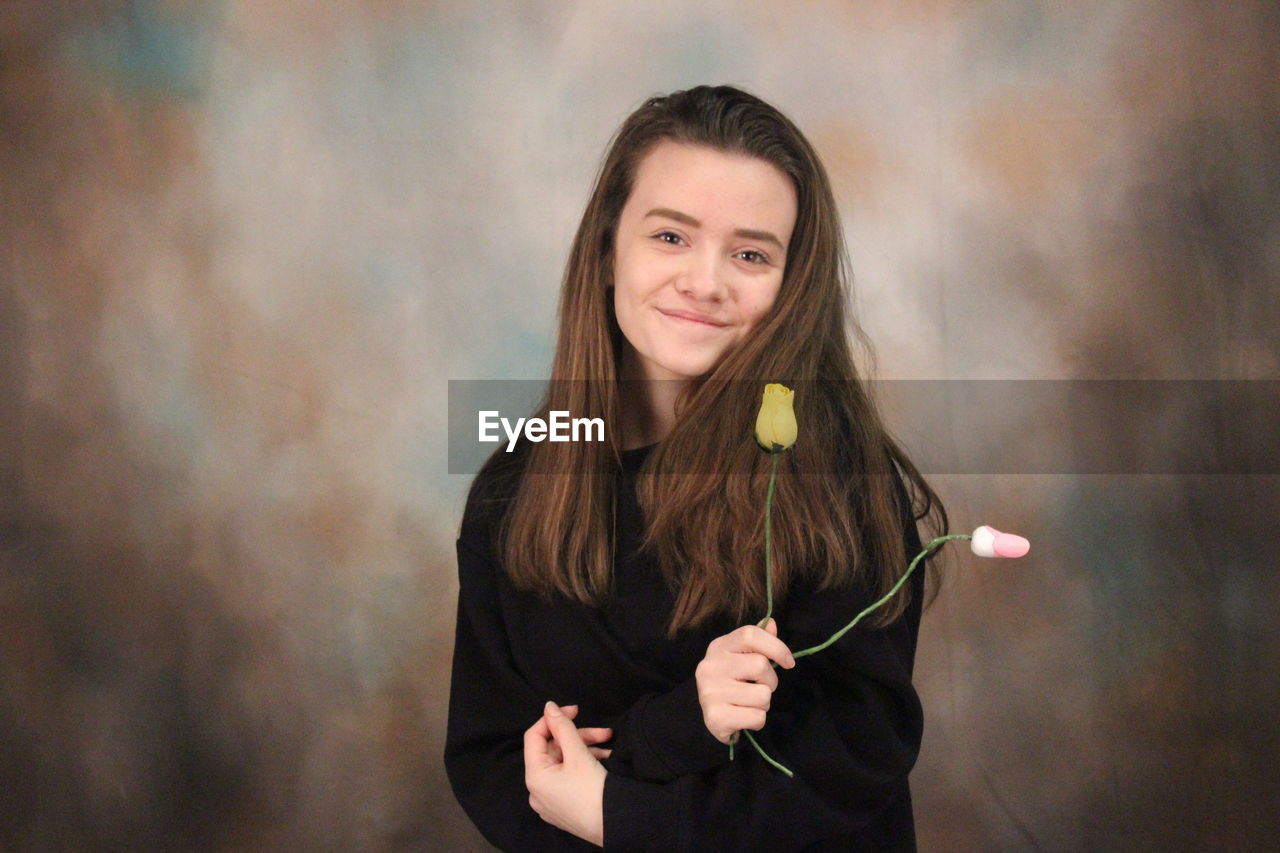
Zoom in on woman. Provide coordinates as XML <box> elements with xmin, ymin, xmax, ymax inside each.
<box><xmin>446</xmin><ymin>85</ymin><xmax>948</xmax><ymax>851</ymax></box>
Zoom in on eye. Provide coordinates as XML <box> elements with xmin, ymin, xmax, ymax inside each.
<box><xmin>650</xmin><ymin>231</ymin><xmax>770</xmax><ymax>265</ymax></box>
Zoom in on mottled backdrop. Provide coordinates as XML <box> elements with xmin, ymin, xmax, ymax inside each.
<box><xmin>2</xmin><ymin>1</ymin><xmax>1277</xmax><ymax>850</ymax></box>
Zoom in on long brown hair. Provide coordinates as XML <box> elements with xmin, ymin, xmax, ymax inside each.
<box><xmin>468</xmin><ymin>85</ymin><xmax>949</xmax><ymax>637</ymax></box>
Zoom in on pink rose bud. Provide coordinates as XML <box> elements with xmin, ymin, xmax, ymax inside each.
<box><xmin>970</xmin><ymin>525</ymin><xmax>1030</xmax><ymax>559</ymax></box>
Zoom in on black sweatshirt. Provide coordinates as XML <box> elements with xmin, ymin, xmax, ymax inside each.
<box><xmin>445</xmin><ymin>441</ymin><xmax>926</xmax><ymax>852</ymax></box>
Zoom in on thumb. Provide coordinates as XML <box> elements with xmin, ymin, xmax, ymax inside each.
<box><xmin>764</xmin><ymin>617</ymin><xmax>778</xmax><ymax>636</ymax></box>
<box><xmin>544</xmin><ymin>702</ymin><xmax>590</xmax><ymax>762</ymax></box>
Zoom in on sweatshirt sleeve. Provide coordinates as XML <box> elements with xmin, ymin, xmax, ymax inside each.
<box><xmin>598</xmin><ymin>674</ymin><xmax>730</xmax><ymax>783</ymax></box>
<box><xmin>444</xmin><ymin>535</ymin><xmax>601</xmax><ymax>852</ymax></box>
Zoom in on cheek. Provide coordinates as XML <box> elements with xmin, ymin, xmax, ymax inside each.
<box><xmin>741</xmin><ymin>289</ymin><xmax>780</xmax><ymax>328</ymax></box>
<box><xmin>615</xmin><ymin>287</ymin><xmax>641</xmax><ymax>322</ymax></box>
<box><xmin>613</xmin><ymin>288</ymin><xmax>645</xmax><ymax>340</ymax></box>
<box><xmin>612</xmin><ymin>266</ymin><xmax>646</xmax><ymax>309</ymax></box>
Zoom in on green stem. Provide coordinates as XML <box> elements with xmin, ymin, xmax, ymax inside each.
<box><xmin>742</xmin><ymin>730</ymin><xmax>794</xmax><ymax>777</ymax></box>
<box><xmin>792</xmin><ymin>534</ymin><xmax>970</xmax><ymax>659</ymax></box>
<box><xmin>732</xmin><ymin>452</ymin><xmax>787</xmax><ymax>770</ymax></box>
<box><xmin>728</xmin><ymin>728</ymin><xmax>794</xmax><ymax>778</ymax></box>
<box><xmin>756</xmin><ymin>452</ymin><xmax>781</xmax><ymax>629</ymax></box>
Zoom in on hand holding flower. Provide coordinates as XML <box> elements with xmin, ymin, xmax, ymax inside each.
<box><xmin>696</xmin><ymin>618</ymin><xmax>796</xmax><ymax>744</ymax></box>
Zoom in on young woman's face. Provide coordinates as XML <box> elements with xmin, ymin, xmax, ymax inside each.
<box><xmin>611</xmin><ymin>139</ymin><xmax>798</xmax><ymax>383</ymax></box>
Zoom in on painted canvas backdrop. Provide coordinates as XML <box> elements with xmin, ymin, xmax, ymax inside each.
<box><xmin>2</xmin><ymin>1</ymin><xmax>1277</xmax><ymax>849</ymax></box>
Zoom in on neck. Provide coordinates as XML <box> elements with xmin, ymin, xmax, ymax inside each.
<box><xmin>618</xmin><ymin>349</ymin><xmax>688</xmax><ymax>450</ymax></box>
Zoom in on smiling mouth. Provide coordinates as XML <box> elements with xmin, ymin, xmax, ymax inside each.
<box><xmin>658</xmin><ymin>309</ymin><xmax>727</xmax><ymax>329</ymax></box>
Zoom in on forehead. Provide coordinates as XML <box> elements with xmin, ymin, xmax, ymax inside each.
<box><xmin>625</xmin><ymin>140</ymin><xmax>797</xmax><ymax>234</ymax></box>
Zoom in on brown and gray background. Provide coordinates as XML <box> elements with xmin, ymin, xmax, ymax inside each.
<box><xmin>3</xmin><ymin>1</ymin><xmax>1277</xmax><ymax>850</ymax></box>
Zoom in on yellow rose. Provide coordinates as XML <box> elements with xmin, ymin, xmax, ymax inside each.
<box><xmin>753</xmin><ymin>383</ymin><xmax>797</xmax><ymax>453</ymax></box>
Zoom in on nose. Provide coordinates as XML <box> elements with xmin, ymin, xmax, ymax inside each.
<box><xmin>677</xmin><ymin>250</ymin><xmax>727</xmax><ymax>304</ymax></box>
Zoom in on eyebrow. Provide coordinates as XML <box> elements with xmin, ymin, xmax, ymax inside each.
<box><xmin>643</xmin><ymin>207</ymin><xmax>786</xmax><ymax>253</ymax></box>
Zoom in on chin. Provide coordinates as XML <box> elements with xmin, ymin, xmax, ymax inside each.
<box><xmin>647</xmin><ymin>348</ymin><xmax>724</xmax><ymax>381</ymax></box>
<box><xmin>664</xmin><ymin>362</ymin><xmax>717</xmax><ymax>380</ymax></box>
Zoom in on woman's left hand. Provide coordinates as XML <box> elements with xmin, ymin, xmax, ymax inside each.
<box><xmin>524</xmin><ymin>701</ymin><xmax>609</xmax><ymax>847</ymax></box>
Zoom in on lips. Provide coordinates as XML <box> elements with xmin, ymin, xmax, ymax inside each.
<box><xmin>658</xmin><ymin>308</ymin><xmax>728</xmax><ymax>328</ymax></box>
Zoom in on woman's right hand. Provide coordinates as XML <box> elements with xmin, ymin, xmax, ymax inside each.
<box><xmin>695</xmin><ymin>618</ymin><xmax>796</xmax><ymax>744</ymax></box>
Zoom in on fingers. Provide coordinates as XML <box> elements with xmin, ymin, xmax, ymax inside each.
<box><xmin>543</xmin><ymin>702</ymin><xmax>590</xmax><ymax>761</ymax></box>
<box><xmin>523</xmin><ymin>718</ymin><xmax>554</xmax><ymax>773</ymax></box>
<box><xmin>526</xmin><ymin>702</ymin><xmax>615</xmax><ymax>793</ymax></box>
<box><xmin>539</xmin><ymin>707</ymin><xmax>613</xmax><ymax>745</ymax></box>
<box><xmin>562</xmin><ymin>744</ymin><xmax>612</xmax><ymax>760</ymax></box>
<box><xmin>548</xmin><ymin>741</ymin><xmax>612</xmax><ymax>763</ymax></box>
<box><xmin>724</xmin><ymin>680</ymin><xmax>774</xmax><ymax>711</ymax></box>
<box><xmin>576</xmin><ymin>726</ymin><xmax>615</xmax><ymax>746</ymax></box>
<box><xmin>705</xmin><ymin>705</ymin><xmax>769</xmax><ymax>744</ymax></box>
<box><xmin>722</xmin><ymin>705</ymin><xmax>769</xmax><ymax>735</ymax></box>
<box><xmin>701</xmin><ymin>679</ymin><xmax>773</xmax><ymax>716</ymax></box>
<box><xmin>701</xmin><ymin>635</ymin><xmax>787</xmax><ymax>692</ymax></box>
<box><xmin>727</xmin><ymin>652</ymin><xmax>780</xmax><ymax>690</ymax></box>
<box><xmin>714</xmin><ymin>621</ymin><xmax>796</xmax><ymax>670</ymax></box>
<box><xmin>547</xmin><ymin>727</ymin><xmax>613</xmax><ymax>763</ymax></box>
<box><xmin>529</xmin><ymin>704</ymin><xmax>608</xmax><ymax>735</ymax></box>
